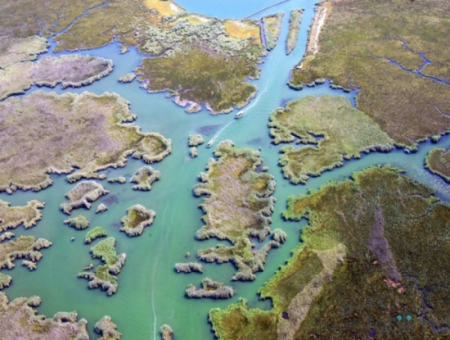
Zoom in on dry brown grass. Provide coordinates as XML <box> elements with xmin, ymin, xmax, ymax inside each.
<box><xmin>0</xmin><ymin>199</ymin><xmax>44</xmax><ymax>232</ymax></box>
<box><xmin>0</xmin><ymin>55</ymin><xmax>113</xmax><ymax>101</ymax></box>
<box><xmin>144</xmin><ymin>0</ymin><xmax>185</xmax><ymax>19</ymax></box>
<box><xmin>225</xmin><ymin>20</ymin><xmax>261</xmax><ymax>45</ymax></box>
<box><xmin>194</xmin><ymin>141</ymin><xmax>279</xmax><ymax>280</ymax></box>
<box><xmin>425</xmin><ymin>148</ymin><xmax>450</xmax><ymax>182</ymax></box>
<box><xmin>0</xmin><ymin>91</ymin><xmax>171</xmax><ymax>193</ymax></box>
<box><xmin>291</xmin><ymin>0</ymin><xmax>450</xmax><ymax>146</ymax></box>
<box><xmin>0</xmin><ymin>293</ymin><xmax>89</xmax><ymax>339</ymax></box>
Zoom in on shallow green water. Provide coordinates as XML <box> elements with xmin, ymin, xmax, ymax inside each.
<box><xmin>2</xmin><ymin>1</ymin><xmax>450</xmax><ymax>339</ymax></box>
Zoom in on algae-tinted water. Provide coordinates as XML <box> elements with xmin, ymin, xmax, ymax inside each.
<box><xmin>2</xmin><ymin>0</ymin><xmax>450</xmax><ymax>339</ymax></box>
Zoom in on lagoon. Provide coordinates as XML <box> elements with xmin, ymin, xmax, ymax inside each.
<box><xmin>2</xmin><ymin>0</ymin><xmax>450</xmax><ymax>339</ymax></box>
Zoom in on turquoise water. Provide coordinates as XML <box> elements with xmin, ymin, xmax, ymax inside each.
<box><xmin>2</xmin><ymin>1</ymin><xmax>450</xmax><ymax>339</ymax></box>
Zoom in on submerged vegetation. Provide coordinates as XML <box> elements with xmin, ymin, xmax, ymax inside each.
<box><xmin>194</xmin><ymin>141</ymin><xmax>282</xmax><ymax>281</ymax></box>
<box><xmin>0</xmin><ymin>91</ymin><xmax>171</xmax><ymax>193</ymax></box>
<box><xmin>78</xmin><ymin>237</ymin><xmax>126</xmax><ymax>296</ymax></box>
<box><xmin>0</xmin><ymin>199</ymin><xmax>44</xmax><ymax>232</ymax></box>
<box><xmin>120</xmin><ymin>205</ymin><xmax>155</xmax><ymax>237</ymax></box>
<box><xmin>286</xmin><ymin>9</ymin><xmax>303</xmax><ymax>55</ymax></box>
<box><xmin>211</xmin><ymin>166</ymin><xmax>450</xmax><ymax>338</ymax></box>
<box><xmin>425</xmin><ymin>148</ymin><xmax>450</xmax><ymax>183</ymax></box>
<box><xmin>262</xmin><ymin>13</ymin><xmax>284</xmax><ymax>51</ymax></box>
<box><xmin>291</xmin><ymin>0</ymin><xmax>450</xmax><ymax>147</ymax></box>
<box><xmin>269</xmin><ymin>96</ymin><xmax>394</xmax><ymax>184</ymax></box>
<box><xmin>0</xmin><ymin>293</ymin><xmax>90</xmax><ymax>339</ymax></box>
<box><xmin>0</xmin><ymin>236</ymin><xmax>52</xmax><ymax>290</ymax></box>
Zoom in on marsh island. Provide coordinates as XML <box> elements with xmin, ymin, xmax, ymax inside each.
<box><xmin>78</xmin><ymin>237</ymin><xmax>126</xmax><ymax>296</ymax></box>
<box><xmin>193</xmin><ymin>141</ymin><xmax>282</xmax><ymax>281</ymax></box>
<box><xmin>211</xmin><ymin>166</ymin><xmax>450</xmax><ymax>338</ymax></box>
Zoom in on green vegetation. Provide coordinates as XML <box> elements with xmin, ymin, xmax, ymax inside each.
<box><xmin>186</xmin><ymin>278</ymin><xmax>233</xmax><ymax>299</ymax></box>
<box><xmin>0</xmin><ymin>0</ymin><xmax>266</xmax><ymax>112</ymax></box>
<box><xmin>0</xmin><ymin>55</ymin><xmax>113</xmax><ymax>101</ymax></box>
<box><xmin>0</xmin><ymin>199</ymin><xmax>44</xmax><ymax>232</ymax></box>
<box><xmin>60</xmin><ymin>181</ymin><xmax>109</xmax><ymax>215</ymax></box>
<box><xmin>95</xmin><ymin>316</ymin><xmax>122</xmax><ymax>340</ymax></box>
<box><xmin>262</xmin><ymin>13</ymin><xmax>284</xmax><ymax>51</ymax></box>
<box><xmin>210</xmin><ymin>299</ymin><xmax>277</xmax><ymax>340</ymax></box>
<box><xmin>130</xmin><ymin>166</ymin><xmax>161</xmax><ymax>191</ymax></box>
<box><xmin>0</xmin><ymin>91</ymin><xmax>171</xmax><ymax>193</ymax></box>
<box><xmin>425</xmin><ymin>148</ymin><xmax>450</xmax><ymax>182</ymax></box>
<box><xmin>0</xmin><ymin>236</ymin><xmax>52</xmax><ymax>290</ymax></box>
<box><xmin>211</xmin><ymin>166</ymin><xmax>450</xmax><ymax>339</ymax></box>
<box><xmin>136</xmin><ymin>48</ymin><xmax>261</xmax><ymax>114</ymax></box>
<box><xmin>269</xmin><ymin>96</ymin><xmax>394</xmax><ymax>184</ymax></box>
<box><xmin>286</xmin><ymin>9</ymin><xmax>303</xmax><ymax>55</ymax></box>
<box><xmin>78</xmin><ymin>237</ymin><xmax>126</xmax><ymax>296</ymax></box>
<box><xmin>160</xmin><ymin>324</ymin><xmax>174</xmax><ymax>340</ymax></box>
<box><xmin>85</xmin><ymin>227</ymin><xmax>108</xmax><ymax>244</ymax></box>
<box><xmin>43</xmin><ymin>0</ymin><xmax>266</xmax><ymax>113</ymax></box>
<box><xmin>120</xmin><ymin>205</ymin><xmax>155</xmax><ymax>237</ymax></box>
<box><xmin>64</xmin><ymin>215</ymin><xmax>90</xmax><ymax>230</ymax></box>
<box><xmin>194</xmin><ymin>141</ymin><xmax>282</xmax><ymax>281</ymax></box>
<box><xmin>290</xmin><ymin>0</ymin><xmax>450</xmax><ymax>147</ymax></box>
<box><xmin>0</xmin><ymin>293</ymin><xmax>90</xmax><ymax>339</ymax></box>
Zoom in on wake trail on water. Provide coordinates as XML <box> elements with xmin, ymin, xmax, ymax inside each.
<box><xmin>206</xmin><ymin>57</ymin><xmax>280</xmax><ymax>146</ymax></box>
<box><xmin>150</xmin><ymin>202</ymin><xmax>169</xmax><ymax>340</ymax></box>
<box><xmin>207</xmin><ymin>120</ymin><xmax>235</xmax><ymax>146</ymax></box>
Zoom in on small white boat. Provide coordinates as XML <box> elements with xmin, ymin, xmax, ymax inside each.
<box><xmin>235</xmin><ymin>110</ymin><xmax>245</xmax><ymax>119</ymax></box>
<box><xmin>206</xmin><ymin>141</ymin><xmax>213</xmax><ymax>148</ymax></box>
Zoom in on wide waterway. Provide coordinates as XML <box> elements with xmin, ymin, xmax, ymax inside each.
<box><xmin>2</xmin><ymin>0</ymin><xmax>450</xmax><ymax>339</ymax></box>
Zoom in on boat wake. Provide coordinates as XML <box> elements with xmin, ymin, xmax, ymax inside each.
<box><xmin>206</xmin><ymin>120</ymin><xmax>234</xmax><ymax>148</ymax></box>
